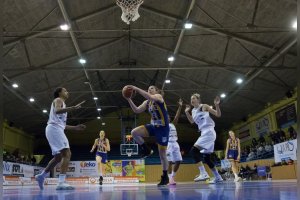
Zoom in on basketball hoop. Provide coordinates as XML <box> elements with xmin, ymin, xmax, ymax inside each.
<box><xmin>116</xmin><ymin>0</ymin><xmax>144</xmax><ymax>24</ymax></box>
<box><xmin>126</xmin><ymin>149</ymin><xmax>133</xmax><ymax>157</ymax></box>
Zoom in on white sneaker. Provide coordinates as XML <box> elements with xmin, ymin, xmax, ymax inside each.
<box><xmin>56</xmin><ymin>182</ymin><xmax>75</xmax><ymax>190</ymax></box>
<box><xmin>208</xmin><ymin>176</ymin><xmax>223</xmax><ymax>184</ymax></box>
<box><xmin>194</xmin><ymin>173</ymin><xmax>210</xmax><ymax>182</ymax></box>
<box><xmin>35</xmin><ymin>174</ymin><xmax>45</xmax><ymax>190</ymax></box>
<box><xmin>168</xmin><ymin>176</ymin><xmax>176</xmax><ymax>185</ymax></box>
<box><xmin>234</xmin><ymin>177</ymin><xmax>242</xmax><ymax>182</ymax></box>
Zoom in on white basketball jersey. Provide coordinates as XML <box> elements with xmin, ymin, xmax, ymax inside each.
<box><xmin>169</xmin><ymin>123</ymin><xmax>178</xmax><ymax>142</ymax></box>
<box><xmin>47</xmin><ymin>99</ymin><xmax>67</xmax><ymax>129</ymax></box>
<box><xmin>192</xmin><ymin>105</ymin><xmax>215</xmax><ymax>131</ymax></box>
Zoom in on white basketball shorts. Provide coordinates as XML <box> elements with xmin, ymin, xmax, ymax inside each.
<box><xmin>46</xmin><ymin>124</ymin><xmax>69</xmax><ymax>155</ymax></box>
<box><xmin>194</xmin><ymin>127</ymin><xmax>216</xmax><ymax>154</ymax></box>
<box><xmin>166</xmin><ymin>142</ymin><xmax>183</xmax><ymax>162</ymax></box>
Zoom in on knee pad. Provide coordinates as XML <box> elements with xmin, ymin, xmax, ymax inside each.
<box><xmin>204</xmin><ymin>154</ymin><xmax>215</xmax><ymax>169</ymax></box>
<box><xmin>190</xmin><ymin>147</ymin><xmax>204</xmax><ymax>163</ymax></box>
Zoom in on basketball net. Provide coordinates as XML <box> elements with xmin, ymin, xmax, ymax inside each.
<box><xmin>126</xmin><ymin>149</ymin><xmax>133</xmax><ymax>157</ymax></box>
<box><xmin>116</xmin><ymin>0</ymin><xmax>144</xmax><ymax>24</ymax></box>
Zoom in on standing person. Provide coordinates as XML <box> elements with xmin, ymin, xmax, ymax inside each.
<box><xmin>167</xmin><ymin>99</ymin><xmax>183</xmax><ymax>185</ymax></box>
<box><xmin>225</xmin><ymin>130</ymin><xmax>242</xmax><ymax>182</ymax></box>
<box><xmin>35</xmin><ymin>87</ymin><xmax>86</xmax><ymax>190</ymax></box>
<box><xmin>185</xmin><ymin>93</ymin><xmax>223</xmax><ymax>184</ymax></box>
<box><xmin>90</xmin><ymin>130</ymin><xmax>110</xmax><ymax>185</ymax></box>
<box><xmin>125</xmin><ymin>85</ymin><xmax>170</xmax><ymax>186</ymax></box>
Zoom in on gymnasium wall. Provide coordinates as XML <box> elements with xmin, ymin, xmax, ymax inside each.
<box><xmin>222</xmin><ymin>90</ymin><xmax>297</xmax><ymax>147</ymax></box>
<box><xmin>2</xmin><ymin>121</ymin><xmax>34</xmax><ymax>155</ymax></box>
<box><xmin>145</xmin><ymin>164</ymin><xmax>212</xmax><ymax>182</ymax></box>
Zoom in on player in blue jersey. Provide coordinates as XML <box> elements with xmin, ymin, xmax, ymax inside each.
<box><xmin>225</xmin><ymin>130</ymin><xmax>242</xmax><ymax>182</ymax></box>
<box><xmin>125</xmin><ymin>85</ymin><xmax>170</xmax><ymax>186</ymax></box>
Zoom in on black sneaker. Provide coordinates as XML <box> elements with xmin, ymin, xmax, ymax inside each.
<box><xmin>157</xmin><ymin>175</ymin><xmax>169</xmax><ymax>186</ymax></box>
<box><xmin>99</xmin><ymin>176</ymin><xmax>103</xmax><ymax>185</ymax></box>
<box><xmin>141</xmin><ymin>149</ymin><xmax>154</xmax><ymax>158</ymax></box>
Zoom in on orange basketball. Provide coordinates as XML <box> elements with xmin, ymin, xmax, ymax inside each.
<box><xmin>122</xmin><ymin>86</ymin><xmax>135</xmax><ymax>98</ymax></box>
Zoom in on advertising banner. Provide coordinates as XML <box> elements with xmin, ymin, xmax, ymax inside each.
<box><xmin>274</xmin><ymin>139</ymin><xmax>297</xmax><ymax>163</ymax></box>
<box><xmin>54</xmin><ymin>159</ymin><xmax>145</xmax><ymax>181</ymax></box>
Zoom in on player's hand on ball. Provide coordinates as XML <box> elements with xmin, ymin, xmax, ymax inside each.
<box><xmin>126</xmin><ymin>85</ymin><xmax>136</xmax><ymax>90</ymax></box>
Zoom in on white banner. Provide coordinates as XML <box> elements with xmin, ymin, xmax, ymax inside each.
<box><xmin>2</xmin><ymin>162</ymin><xmax>44</xmax><ymax>177</ymax></box>
<box><xmin>3</xmin><ymin>162</ymin><xmax>12</xmax><ymax>175</ymax></box>
<box><xmin>54</xmin><ymin>161</ymin><xmax>98</xmax><ymax>177</ymax></box>
<box><xmin>274</xmin><ymin>139</ymin><xmax>297</xmax><ymax>163</ymax></box>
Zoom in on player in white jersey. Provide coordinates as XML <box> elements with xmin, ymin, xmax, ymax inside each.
<box><xmin>167</xmin><ymin>99</ymin><xmax>183</xmax><ymax>185</ymax></box>
<box><xmin>185</xmin><ymin>93</ymin><xmax>223</xmax><ymax>184</ymax></box>
<box><xmin>35</xmin><ymin>87</ymin><xmax>86</xmax><ymax>190</ymax></box>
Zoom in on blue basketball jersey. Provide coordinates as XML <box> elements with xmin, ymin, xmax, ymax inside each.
<box><xmin>147</xmin><ymin>100</ymin><xmax>169</xmax><ymax>127</ymax></box>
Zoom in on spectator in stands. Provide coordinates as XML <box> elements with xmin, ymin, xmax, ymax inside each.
<box><xmin>288</xmin><ymin>126</ymin><xmax>297</xmax><ymax>139</ymax></box>
<box><xmin>246</xmin><ymin>150</ymin><xmax>256</xmax><ymax>161</ymax></box>
<box><xmin>241</xmin><ymin>148</ymin><xmax>248</xmax><ymax>158</ymax></box>
<box><xmin>251</xmin><ymin>138</ymin><xmax>258</xmax><ymax>148</ymax></box>
<box><xmin>274</xmin><ymin>130</ymin><xmax>281</xmax><ymax>144</ymax></box>
<box><xmin>12</xmin><ymin>148</ymin><xmax>20</xmax><ymax>160</ymax></box>
<box><xmin>31</xmin><ymin>156</ymin><xmax>37</xmax><ymax>165</ymax></box>
<box><xmin>258</xmin><ymin>136</ymin><xmax>266</xmax><ymax>146</ymax></box>
<box><xmin>253</xmin><ymin>163</ymin><xmax>257</xmax><ymax>172</ymax></box>
<box><xmin>256</xmin><ymin>144</ymin><xmax>265</xmax><ymax>157</ymax></box>
<box><xmin>268</xmin><ymin>131</ymin><xmax>274</xmax><ymax>142</ymax></box>
<box><xmin>238</xmin><ymin>165</ymin><xmax>247</xmax><ymax>180</ymax></box>
<box><xmin>279</xmin><ymin>128</ymin><xmax>286</xmax><ymax>138</ymax></box>
<box><xmin>244</xmin><ymin>164</ymin><xmax>254</xmax><ymax>180</ymax></box>
<box><xmin>279</xmin><ymin>135</ymin><xmax>286</xmax><ymax>143</ymax></box>
<box><xmin>3</xmin><ymin>150</ymin><xmax>8</xmax><ymax>161</ymax></box>
<box><xmin>264</xmin><ymin>143</ymin><xmax>273</xmax><ymax>152</ymax></box>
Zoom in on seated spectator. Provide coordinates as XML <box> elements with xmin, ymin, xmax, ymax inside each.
<box><xmin>265</xmin><ymin>143</ymin><xmax>273</xmax><ymax>152</ymax></box>
<box><xmin>269</xmin><ymin>131</ymin><xmax>276</xmax><ymax>144</ymax></box>
<box><xmin>258</xmin><ymin>136</ymin><xmax>266</xmax><ymax>145</ymax></box>
<box><xmin>257</xmin><ymin>144</ymin><xmax>265</xmax><ymax>157</ymax></box>
<box><xmin>272</xmin><ymin>131</ymin><xmax>279</xmax><ymax>144</ymax></box>
<box><xmin>279</xmin><ymin>135</ymin><xmax>286</xmax><ymax>142</ymax></box>
<box><xmin>31</xmin><ymin>156</ymin><xmax>37</xmax><ymax>165</ymax></box>
<box><xmin>241</xmin><ymin>150</ymin><xmax>248</xmax><ymax>158</ymax></box>
<box><xmin>252</xmin><ymin>138</ymin><xmax>258</xmax><ymax>148</ymax></box>
<box><xmin>279</xmin><ymin>128</ymin><xmax>286</xmax><ymax>138</ymax></box>
<box><xmin>239</xmin><ymin>165</ymin><xmax>247</xmax><ymax>180</ymax></box>
<box><xmin>247</xmin><ymin>150</ymin><xmax>256</xmax><ymax>161</ymax></box>
<box><xmin>288</xmin><ymin>126</ymin><xmax>297</xmax><ymax>139</ymax></box>
<box><xmin>245</xmin><ymin>164</ymin><xmax>257</xmax><ymax>180</ymax></box>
